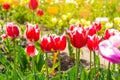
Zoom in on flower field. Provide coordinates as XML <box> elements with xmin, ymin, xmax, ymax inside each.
<box><xmin>1</xmin><ymin>0</ymin><xmax>120</xmax><ymax>80</ymax></box>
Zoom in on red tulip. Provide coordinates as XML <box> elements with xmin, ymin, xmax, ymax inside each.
<box><xmin>50</xmin><ymin>34</ymin><xmax>66</xmax><ymax>51</ymax></box>
<box><xmin>104</xmin><ymin>29</ymin><xmax>119</xmax><ymax>40</ymax></box>
<box><xmin>5</xmin><ymin>23</ymin><xmax>20</xmax><ymax>38</ymax></box>
<box><xmin>68</xmin><ymin>25</ymin><xmax>88</xmax><ymax>48</ymax></box>
<box><xmin>40</xmin><ymin>34</ymin><xmax>66</xmax><ymax>52</ymax></box>
<box><xmin>87</xmin><ymin>26</ymin><xmax>97</xmax><ymax>36</ymax></box>
<box><xmin>92</xmin><ymin>22</ymin><xmax>101</xmax><ymax>31</ymax></box>
<box><xmin>25</xmin><ymin>24</ymin><xmax>40</xmax><ymax>42</ymax></box>
<box><xmin>40</xmin><ymin>37</ymin><xmax>53</xmax><ymax>52</ymax></box>
<box><xmin>87</xmin><ymin>34</ymin><xmax>102</xmax><ymax>51</ymax></box>
<box><xmin>2</xmin><ymin>3</ymin><xmax>10</xmax><ymax>10</ymax></box>
<box><xmin>25</xmin><ymin>44</ymin><xmax>38</xmax><ymax>56</ymax></box>
<box><xmin>37</xmin><ymin>9</ymin><xmax>44</xmax><ymax>16</ymax></box>
<box><xmin>29</xmin><ymin>0</ymin><xmax>38</xmax><ymax>10</ymax></box>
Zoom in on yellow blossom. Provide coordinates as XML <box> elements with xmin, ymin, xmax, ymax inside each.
<box><xmin>105</xmin><ymin>22</ymin><xmax>113</xmax><ymax>29</ymax></box>
<box><xmin>47</xmin><ymin>6</ymin><xmax>59</xmax><ymax>15</ymax></box>
<box><xmin>114</xmin><ymin>17</ymin><xmax>120</xmax><ymax>25</ymax></box>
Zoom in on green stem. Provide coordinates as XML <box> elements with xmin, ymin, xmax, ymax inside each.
<box><xmin>76</xmin><ymin>48</ymin><xmax>80</xmax><ymax>79</ymax></box>
<box><xmin>58</xmin><ymin>51</ymin><xmax>61</xmax><ymax>80</ymax></box>
<box><xmin>32</xmin><ymin>10</ymin><xmax>35</xmax><ymax>24</ymax></box>
<box><xmin>45</xmin><ymin>53</ymin><xmax>49</xmax><ymax>80</ymax></box>
<box><xmin>13</xmin><ymin>39</ymin><xmax>17</xmax><ymax>80</ymax></box>
<box><xmin>107</xmin><ymin>62</ymin><xmax>111</xmax><ymax>80</ymax></box>
<box><xmin>32</xmin><ymin>56</ymin><xmax>36</xmax><ymax>80</ymax></box>
<box><xmin>90</xmin><ymin>51</ymin><xmax>92</xmax><ymax>69</ymax></box>
<box><xmin>6</xmin><ymin>11</ymin><xmax>8</xmax><ymax>22</ymax></box>
<box><xmin>93</xmin><ymin>51</ymin><xmax>96</xmax><ymax>79</ymax></box>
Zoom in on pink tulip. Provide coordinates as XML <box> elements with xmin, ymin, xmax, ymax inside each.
<box><xmin>99</xmin><ymin>34</ymin><xmax>120</xmax><ymax>64</ymax></box>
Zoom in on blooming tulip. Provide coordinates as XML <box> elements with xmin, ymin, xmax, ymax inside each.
<box><xmin>25</xmin><ymin>24</ymin><xmax>40</xmax><ymax>42</ymax></box>
<box><xmin>40</xmin><ymin>37</ymin><xmax>53</xmax><ymax>52</ymax></box>
<box><xmin>87</xmin><ymin>34</ymin><xmax>102</xmax><ymax>51</ymax></box>
<box><xmin>68</xmin><ymin>25</ymin><xmax>88</xmax><ymax>48</ymax></box>
<box><xmin>29</xmin><ymin>0</ymin><xmax>38</xmax><ymax>10</ymax></box>
<box><xmin>25</xmin><ymin>44</ymin><xmax>38</xmax><ymax>56</ymax></box>
<box><xmin>40</xmin><ymin>34</ymin><xmax>66</xmax><ymax>52</ymax></box>
<box><xmin>5</xmin><ymin>23</ymin><xmax>20</xmax><ymax>38</ymax></box>
<box><xmin>2</xmin><ymin>3</ymin><xmax>10</xmax><ymax>10</ymax></box>
<box><xmin>37</xmin><ymin>9</ymin><xmax>44</xmax><ymax>16</ymax></box>
<box><xmin>104</xmin><ymin>29</ymin><xmax>119</xmax><ymax>40</ymax></box>
<box><xmin>50</xmin><ymin>34</ymin><xmax>66</xmax><ymax>51</ymax></box>
<box><xmin>99</xmin><ymin>34</ymin><xmax>120</xmax><ymax>64</ymax></box>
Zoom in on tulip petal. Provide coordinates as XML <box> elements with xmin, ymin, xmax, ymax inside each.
<box><xmin>25</xmin><ymin>44</ymin><xmax>38</xmax><ymax>56</ymax></box>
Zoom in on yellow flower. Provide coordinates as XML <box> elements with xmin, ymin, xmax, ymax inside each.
<box><xmin>45</xmin><ymin>0</ymin><xmax>52</xmax><ymax>3</ymax></box>
<box><xmin>51</xmin><ymin>17</ymin><xmax>57</xmax><ymax>24</ymax></box>
<box><xmin>0</xmin><ymin>0</ymin><xmax>8</xmax><ymax>4</ymax></box>
<box><xmin>69</xmin><ymin>18</ymin><xmax>77</xmax><ymax>25</ymax></box>
<box><xmin>105</xmin><ymin>22</ymin><xmax>113</xmax><ymax>29</ymax></box>
<box><xmin>20</xmin><ymin>0</ymin><xmax>30</xmax><ymax>6</ymax></box>
<box><xmin>9</xmin><ymin>0</ymin><xmax>20</xmax><ymax>7</ymax></box>
<box><xmin>47</xmin><ymin>6</ymin><xmax>58</xmax><ymax>15</ymax></box>
<box><xmin>62</xmin><ymin>15</ymin><xmax>67</xmax><ymax>21</ymax></box>
<box><xmin>114</xmin><ymin>17</ymin><xmax>120</xmax><ymax>25</ymax></box>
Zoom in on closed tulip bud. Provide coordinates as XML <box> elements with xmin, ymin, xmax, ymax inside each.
<box><xmin>5</xmin><ymin>23</ymin><xmax>20</xmax><ymax>38</ymax></box>
<box><xmin>2</xmin><ymin>3</ymin><xmax>10</xmax><ymax>10</ymax></box>
<box><xmin>25</xmin><ymin>24</ymin><xmax>40</xmax><ymax>42</ymax></box>
<box><xmin>37</xmin><ymin>9</ymin><xmax>44</xmax><ymax>16</ymax></box>
<box><xmin>29</xmin><ymin>0</ymin><xmax>38</xmax><ymax>10</ymax></box>
<box><xmin>25</xmin><ymin>44</ymin><xmax>38</xmax><ymax>56</ymax></box>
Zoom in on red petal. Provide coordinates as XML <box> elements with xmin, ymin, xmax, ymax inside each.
<box><xmin>25</xmin><ymin>44</ymin><xmax>37</xmax><ymax>56</ymax></box>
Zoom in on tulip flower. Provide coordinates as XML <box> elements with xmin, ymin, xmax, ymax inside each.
<box><xmin>37</xmin><ymin>9</ymin><xmax>44</xmax><ymax>16</ymax></box>
<box><xmin>104</xmin><ymin>29</ymin><xmax>119</xmax><ymax>40</ymax></box>
<box><xmin>40</xmin><ymin>34</ymin><xmax>66</xmax><ymax>52</ymax></box>
<box><xmin>87</xmin><ymin>26</ymin><xmax>97</xmax><ymax>36</ymax></box>
<box><xmin>87</xmin><ymin>34</ymin><xmax>102</xmax><ymax>51</ymax></box>
<box><xmin>99</xmin><ymin>34</ymin><xmax>120</xmax><ymax>64</ymax></box>
<box><xmin>29</xmin><ymin>0</ymin><xmax>38</xmax><ymax>10</ymax></box>
<box><xmin>5</xmin><ymin>23</ymin><xmax>20</xmax><ymax>38</ymax></box>
<box><xmin>25</xmin><ymin>24</ymin><xmax>40</xmax><ymax>42</ymax></box>
<box><xmin>68</xmin><ymin>25</ymin><xmax>88</xmax><ymax>48</ymax></box>
<box><xmin>25</xmin><ymin>44</ymin><xmax>38</xmax><ymax>56</ymax></box>
<box><xmin>50</xmin><ymin>34</ymin><xmax>66</xmax><ymax>51</ymax></box>
<box><xmin>40</xmin><ymin>37</ymin><xmax>53</xmax><ymax>52</ymax></box>
<box><xmin>2</xmin><ymin>3</ymin><xmax>10</xmax><ymax>10</ymax></box>
<box><xmin>92</xmin><ymin>22</ymin><xmax>101</xmax><ymax>31</ymax></box>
